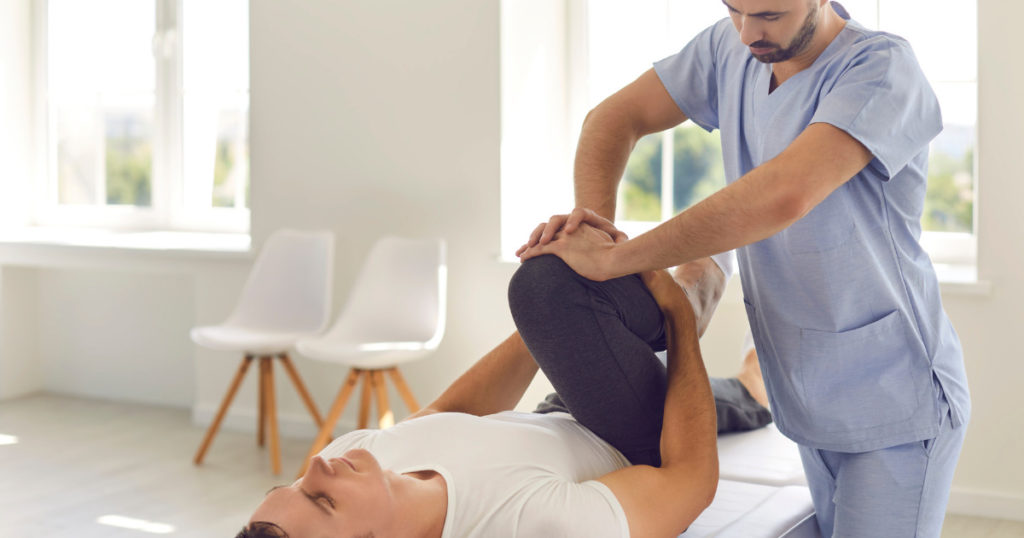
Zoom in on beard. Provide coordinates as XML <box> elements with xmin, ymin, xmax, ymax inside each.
<box><xmin>749</xmin><ymin>4</ymin><xmax>819</xmax><ymax>63</ymax></box>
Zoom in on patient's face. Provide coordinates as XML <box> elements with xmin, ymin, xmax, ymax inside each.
<box><xmin>250</xmin><ymin>449</ymin><xmax>395</xmax><ymax>537</ymax></box>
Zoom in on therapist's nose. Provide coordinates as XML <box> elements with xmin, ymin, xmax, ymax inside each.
<box><xmin>736</xmin><ymin>16</ymin><xmax>766</xmax><ymax>46</ymax></box>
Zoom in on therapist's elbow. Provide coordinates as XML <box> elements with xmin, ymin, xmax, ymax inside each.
<box><xmin>584</xmin><ymin>98</ymin><xmax>647</xmax><ymax>142</ymax></box>
<box><xmin>765</xmin><ymin>180</ymin><xmax>818</xmax><ymax>231</ymax></box>
<box><xmin>776</xmin><ymin>190</ymin><xmax>814</xmax><ymax>226</ymax></box>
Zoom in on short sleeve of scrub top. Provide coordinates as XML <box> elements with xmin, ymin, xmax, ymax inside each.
<box><xmin>809</xmin><ymin>37</ymin><xmax>943</xmax><ymax>178</ymax></box>
<box><xmin>653</xmin><ymin>19</ymin><xmax>734</xmax><ymax>133</ymax></box>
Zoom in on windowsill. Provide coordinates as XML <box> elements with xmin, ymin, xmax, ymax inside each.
<box><xmin>932</xmin><ymin>263</ymin><xmax>992</xmax><ymax>296</ymax></box>
<box><xmin>0</xmin><ymin>227</ymin><xmax>252</xmax><ymax>270</ymax></box>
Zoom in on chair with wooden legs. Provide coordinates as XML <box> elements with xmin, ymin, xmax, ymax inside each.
<box><xmin>191</xmin><ymin>229</ymin><xmax>335</xmax><ymax>475</ymax></box>
<box><xmin>294</xmin><ymin>236</ymin><xmax>446</xmax><ymax>476</ymax></box>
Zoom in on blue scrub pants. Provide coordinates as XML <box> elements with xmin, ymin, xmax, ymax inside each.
<box><xmin>799</xmin><ymin>397</ymin><xmax>967</xmax><ymax>538</ymax></box>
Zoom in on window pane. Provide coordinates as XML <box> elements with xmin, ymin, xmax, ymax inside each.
<box><xmin>666</xmin><ymin>0</ymin><xmax>730</xmax><ymax>44</ymax></box>
<box><xmin>48</xmin><ymin>0</ymin><xmax>156</xmax><ymax>94</ymax></box>
<box><xmin>48</xmin><ymin>0</ymin><xmax>155</xmax><ymax>207</ymax></box>
<box><xmin>183</xmin><ymin>0</ymin><xmax>249</xmax><ymax>91</ymax></box>
<box><xmin>104</xmin><ymin>104</ymin><xmax>154</xmax><ymax>206</ymax></box>
<box><xmin>182</xmin><ymin>0</ymin><xmax>250</xmax><ymax>211</ymax></box>
<box><xmin>672</xmin><ymin>126</ymin><xmax>725</xmax><ymax>213</ymax></box>
<box><xmin>619</xmin><ymin>134</ymin><xmax>663</xmax><ymax>222</ymax></box>
<box><xmin>55</xmin><ymin>105</ymin><xmax>101</xmax><ymax>205</ymax></box>
<box><xmin>587</xmin><ymin>0</ymin><xmax>669</xmax><ymax>106</ymax></box>
<box><xmin>925</xmin><ymin>82</ymin><xmax>976</xmax><ymax>233</ymax></box>
<box><xmin>211</xmin><ymin>104</ymin><xmax>249</xmax><ymax>208</ymax></box>
<box><xmin>838</xmin><ymin>1</ymin><xmax>880</xmax><ymax>28</ymax></box>
<box><xmin>880</xmin><ymin>0</ymin><xmax>976</xmax><ymax>82</ymax></box>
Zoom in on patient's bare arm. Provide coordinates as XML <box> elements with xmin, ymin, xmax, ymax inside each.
<box><xmin>405</xmin><ymin>332</ymin><xmax>538</xmax><ymax>420</ymax></box>
<box><xmin>596</xmin><ymin>269</ymin><xmax>718</xmax><ymax>538</ymax></box>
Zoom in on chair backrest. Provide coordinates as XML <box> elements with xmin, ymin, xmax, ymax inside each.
<box><xmin>327</xmin><ymin>236</ymin><xmax>446</xmax><ymax>348</ymax></box>
<box><xmin>226</xmin><ymin>229</ymin><xmax>335</xmax><ymax>333</ymax></box>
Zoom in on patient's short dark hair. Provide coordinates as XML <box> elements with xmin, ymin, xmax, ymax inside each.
<box><xmin>237</xmin><ymin>521</ymin><xmax>375</xmax><ymax>538</ymax></box>
<box><xmin>236</xmin><ymin>522</ymin><xmax>287</xmax><ymax>538</ymax></box>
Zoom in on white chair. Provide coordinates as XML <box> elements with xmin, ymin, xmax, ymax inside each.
<box><xmin>191</xmin><ymin>229</ymin><xmax>334</xmax><ymax>474</ymax></box>
<box><xmin>295</xmin><ymin>236</ymin><xmax>446</xmax><ymax>475</ymax></box>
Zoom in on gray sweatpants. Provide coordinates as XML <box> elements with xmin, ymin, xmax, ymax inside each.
<box><xmin>509</xmin><ymin>255</ymin><xmax>770</xmax><ymax>466</ymax></box>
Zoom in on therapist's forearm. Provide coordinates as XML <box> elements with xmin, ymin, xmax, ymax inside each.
<box><xmin>573</xmin><ymin>108</ymin><xmax>642</xmax><ymax>221</ymax></box>
<box><xmin>606</xmin><ymin>162</ymin><xmax>800</xmax><ymax>277</ymax></box>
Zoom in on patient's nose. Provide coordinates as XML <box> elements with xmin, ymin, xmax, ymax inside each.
<box><xmin>307</xmin><ymin>456</ymin><xmax>336</xmax><ymax>478</ymax></box>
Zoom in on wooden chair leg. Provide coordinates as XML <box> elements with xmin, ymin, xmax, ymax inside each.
<box><xmin>263</xmin><ymin>357</ymin><xmax>282</xmax><ymax>475</ymax></box>
<box><xmin>297</xmin><ymin>368</ymin><xmax>361</xmax><ymax>478</ymax></box>
<box><xmin>373</xmin><ymin>370</ymin><xmax>394</xmax><ymax>429</ymax></box>
<box><xmin>387</xmin><ymin>367</ymin><xmax>420</xmax><ymax>414</ymax></box>
<box><xmin>278</xmin><ymin>353</ymin><xmax>326</xmax><ymax>428</ymax></box>
<box><xmin>194</xmin><ymin>355</ymin><xmax>255</xmax><ymax>465</ymax></box>
<box><xmin>358</xmin><ymin>370</ymin><xmax>373</xmax><ymax>430</ymax></box>
<box><xmin>257</xmin><ymin>357</ymin><xmax>267</xmax><ymax>447</ymax></box>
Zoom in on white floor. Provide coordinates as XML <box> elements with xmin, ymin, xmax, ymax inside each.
<box><xmin>0</xmin><ymin>394</ymin><xmax>308</xmax><ymax>538</ymax></box>
<box><xmin>0</xmin><ymin>394</ymin><xmax>1021</xmax><ymax>538</ymax></box>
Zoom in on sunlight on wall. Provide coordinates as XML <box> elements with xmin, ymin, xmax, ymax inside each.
<box><xmin>96</xmin><ymin>515</ymin><xmax>175</xmax><ymax>534</ymax></box>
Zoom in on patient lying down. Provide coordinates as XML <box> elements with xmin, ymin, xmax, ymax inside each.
<box><xmin>239</xmin><ymin>255</ymin><xmax>771</xmax><ymax>538</ymax></box>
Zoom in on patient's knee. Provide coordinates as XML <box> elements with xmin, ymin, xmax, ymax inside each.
<box><xmin>507</xmin><ymin>255</ymin><xmax>578</xmax><ymax>320</ymax></box>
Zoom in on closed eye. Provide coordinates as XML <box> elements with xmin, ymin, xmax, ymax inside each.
<box><xmin>315</xmin><ymin>493</ymin><xmax>336</xmax><ymax>510</ymax></box>
<box><xmin>296</xmin><ymin>487</ymin><xmax>335</xmax><ymax>515</ymax></box>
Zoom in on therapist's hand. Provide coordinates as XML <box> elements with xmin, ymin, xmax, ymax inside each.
<box><xmin>518</xmin><ymin>222</ymin><xmax>623</xmax><ymax>281</ymax></box>
<box><xmin>515</xmin><ymin>208</ymin><xmax>627</xmax><ymax>258</ymax></box>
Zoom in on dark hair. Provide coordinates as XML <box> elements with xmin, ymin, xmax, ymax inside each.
<box><xmin>237</xmin><ymin>522</ymin><xmax>375</xmax><ymax>538</ymax></box>
<box><xmin>235</xmin><ymin>522</ymin><xmax>288</xmax><ymax>538</ymax></box>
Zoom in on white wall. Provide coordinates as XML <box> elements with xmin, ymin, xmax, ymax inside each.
<box><xmin>0</xmin><ymin>268</ymin><xmax>39</xmax><ymax>397</ymax></box>
<box><xmin>218</xmin><ymin>0</ymin><xmax>529</xmax><ymax>435</ymax></box>
<box><xmin>0</xmin><ymin>0</ymin><xmax>32</xmax><ymax>229</ymax></box>
<box><xmin>0</xmin><ymin>0</ymin><xmax>36</xmax><ymax>398</ymax></box>
<box><xmin>35</xmin><ymin>268</ymin><xmax>195</xmax><ymax>405</ymax></box>
<box><xmin>940</xmin><ymin>0</ymin><xmax>1024</xmax><ymax>516</ymax></box>
<box><xmin>0</xmin><ymin>0</ymin><xmax>1021</xmax><ymax>519</ymax></box>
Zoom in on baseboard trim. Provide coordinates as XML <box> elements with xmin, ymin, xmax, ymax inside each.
<box><xmin>948</xmin><ymin>487</ymin><xmax>1024</xmax><ymax>521</ymax></box>
<box><xmin>192</xmin><ymin>405</ymin><xmax>356</xmax><ymax>440</ymax></box>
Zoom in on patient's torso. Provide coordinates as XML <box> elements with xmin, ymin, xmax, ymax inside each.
<box><xmin>320</xmin><ymin>411</ymin><xmax>631</xmax><ymax>537</ymax></box>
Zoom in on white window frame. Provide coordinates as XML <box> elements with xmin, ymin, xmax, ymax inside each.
<box><xmin>500</xmin><ymin>0</ymin><xmax>979</xmax><ymax>271</ymax></box>
<box><xmin>32</xmin><ymin>0</ymin><xmax>249</xmax><ymax>234</ymax></box>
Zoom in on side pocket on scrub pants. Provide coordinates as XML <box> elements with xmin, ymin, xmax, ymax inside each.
<box><xmin>798</xmin><ymin>310</ymin><xmax>919</xmax><ymax>432</ymax></box>
<box><xmin>742</xmin><ymin>299</ymin><xmax>762</xmax><ymax>357</ymax></box>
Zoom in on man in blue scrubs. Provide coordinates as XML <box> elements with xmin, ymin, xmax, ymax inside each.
<box><xmin>517</xmin><ymin>1</ymin><xmax>970</xmax><ymax>536</ymax></box>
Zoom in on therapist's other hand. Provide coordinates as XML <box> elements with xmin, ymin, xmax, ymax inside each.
<box><xmin>514</xmin><ymin>208</ymin><xmax>627</xmax><ymax>258</ymax></box>
<box><xmin>518</xmin><ymin>223</ymin><xmax>620</xmax><ymax>281</ymax></box>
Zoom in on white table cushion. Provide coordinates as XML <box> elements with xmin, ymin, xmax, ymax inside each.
<box><xmin>718</xmin><ymin>424</ymin><xmax>807</xmax><ymax>486</ymax></box>
<box><xmin>680</xmin><ymin>480</ymin><xmax>819</xmax><ymax>538</ymax></box>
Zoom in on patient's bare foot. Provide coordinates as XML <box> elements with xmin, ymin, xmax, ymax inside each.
<box><xmin>736</xmin><ymin>348</ymin><xmax>770</xmax><ymax>409</ymax></box>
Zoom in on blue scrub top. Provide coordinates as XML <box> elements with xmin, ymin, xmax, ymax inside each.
<box><xmin>654</xmin><ymin>3</ymin><xmax>969</xmax><ymax>451</ymax></box>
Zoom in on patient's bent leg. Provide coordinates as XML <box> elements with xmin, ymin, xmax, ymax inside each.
<box><xmin>509</xmin><ymin>255</ymin><xmax>669</xmax><ymax>465</ymax></box>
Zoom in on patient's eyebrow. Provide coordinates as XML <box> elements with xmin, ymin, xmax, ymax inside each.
<box><xmin>263</xmin><ymin>485</ymin><xmax>331</xmax><ymax>516</ymax></box>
